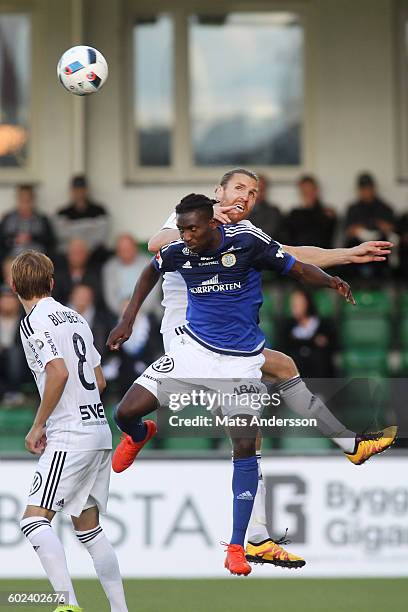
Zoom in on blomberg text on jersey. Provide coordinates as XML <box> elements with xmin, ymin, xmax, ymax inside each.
<box><xmin>189</xmin><ymin>281</ymin><xmax>241</xmax><ymax>294</ymax></box>
<box><xmin>48</xmin><ymin>310</ymin><xmax>84</xmax><ymax>326</ymax></box>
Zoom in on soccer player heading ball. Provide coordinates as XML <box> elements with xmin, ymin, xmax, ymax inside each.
<box><xmin>108</xmin><ymin>187</ymin><xmax>397</xmax><ymax>576</ymax></box>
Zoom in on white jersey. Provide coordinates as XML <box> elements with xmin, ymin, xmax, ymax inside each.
<box><xmin>159</xmin><ymin>214</ymin><xmax>257</xmax><ymax>333</ymax></box>
<box><xmin>160</xmin><ymin>212</ymin><xmax>188</xmax><ymax>333</ymax></box>
<box><xmin>20</xmin><ymin>297</ymin><xmax>112</xmax><ymax>451</ymax></box>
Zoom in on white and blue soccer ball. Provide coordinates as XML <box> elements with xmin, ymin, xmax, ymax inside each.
<box><xmin>57</xmin><ymin>46</ymin><xmax>108</xmax><ymax>95</ymax></box>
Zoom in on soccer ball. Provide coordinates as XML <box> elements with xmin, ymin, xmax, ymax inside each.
<box><xmin>57</xmin><ymin>46</ymin><xmax>108</xmax><ymax>95</ymax></box>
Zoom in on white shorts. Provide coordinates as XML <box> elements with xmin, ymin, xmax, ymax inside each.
<box><xmin>162</xmin><ymin>325</ymin><xmax>183</xmax><ymax>354</ymax></box>
<box><xmin>27</xmin><ymin>448</ymin><xmax>111</xmax><ymax>517</ymax></box>
<box><xmin>136</xmin><ymin>331</ymin><xmax>266</xmax><ymax>417</ymax></box>
<box><xmin>160</xmin><ymin>306</ymin><xmax>186</xmax><ymax>349</ymax></box>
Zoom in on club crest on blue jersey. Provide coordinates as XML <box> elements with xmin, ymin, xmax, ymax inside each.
<box><xmin>221</xmin><ymin>253</ymin><xmax>236</xmax><ymax>267</ymax></box>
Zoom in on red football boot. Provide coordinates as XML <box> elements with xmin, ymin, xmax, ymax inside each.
<box><xmin>112</xmin><ymin>420</ymin><xmax>157</xmax><ymax>473</ymax></box>
<box><xmin>224</xmin><ymin>544</ymin><xmax>252</xmax><ymax>576</ymax></box>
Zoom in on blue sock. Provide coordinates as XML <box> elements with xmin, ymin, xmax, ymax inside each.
<box><xmin>113</xmin><ymin>406</ymin><xmax>147</xmax><ymax>442</ymax></box>
<box><xmin>231</xmin><ymin>455</ymin><xmax>258</xmax><ymax>546</ymax></box>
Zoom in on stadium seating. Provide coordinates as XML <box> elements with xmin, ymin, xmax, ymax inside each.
<box><xmin>399</xmin><ymin>291</ymin><xmax>408</xmax><ymax>314</ymax></box>
<box><xmin>280</xmin><ymin>436</ymin><xmax>332</xmax><ymax>452</ymax></box>
<box><xmin>0</xmin><ymin>407</ymin><xmax>34</xmax><ymax>429</ymax></box>
<box><xmin>342</xmin><ymin>289</ymin><xmax>392</xmax><ymax>317</ymax></box>
<box><xmin>261</xmin><ymin>289</ymin><xmax>276</xmax><ymax>317</ymax></box>
<box><xmin>259</xmin><ymin>290</ymin><xmax>276</xmax><ymax>345</ymax></box>
<box><xmin>162</xmin><ymin>437</ymin><xmax>213</xmax><ymax>451</ymax></box>
<box><xmin>283</xmin><ymin>288</ymin><xmax>336</xmax><ymax>318</ymax></box>
<box><xmin>341</xmin><ymin>317</ymin><xmax>391</xmax><ymax>350</ymax></box>
<box><xmin>0</xmin><ymin>288</ymin><xmax>402</xmax><ymax>456</ymax></box>
<box><xmin>313</xmin><ymin>290</ymin><xmax>337</xmax><ymax>318</ymax></box>
<box><xmin>400</xmin><ymin>317</ymin><xmax>408</xmax><ymax>348</ymax></box>
<box><xmin>400</xmin><ymin>350</ymin><xmax>408</xmax><ymax>374</ymax></box>
<box><xmin>0</xmin><ymin>408</ymin><xmax>34</xmax><ymax>453</ymax></box>
<box><xmin>259</xmin><ymin>316</ymin><xmax>275</xmax><ymax>347</ymax></box>
<box><xmin>341</xmin><ymin>349</ymin><xmax>389</xmax><ymax>376</ymax></box>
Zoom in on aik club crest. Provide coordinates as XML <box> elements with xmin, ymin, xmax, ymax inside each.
<box><xmin>29</xmin><ymin>472</ymin><xmax>42</xmax><ymax>496</ymax></box>
<box><xmin>221</xmin><ymin>253</ymin><xmax>236</xmax><ymax>267</ymax></box>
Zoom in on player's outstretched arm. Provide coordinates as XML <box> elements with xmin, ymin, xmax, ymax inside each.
<box><xmin>106</xmin><ymin>261</ymin><xmax>161</xmax><ymax>350</ymax></box>
<box><xmin>148</xmin><ymin>204</ymin><xmax>236</xmax><ymax>253</ymax></box>
<box><xmin>148</xmin><ymin>229</ymin><xmax>179</xmax><ymax>253</ymax></box>
<box><xmin>288</xmin><ymin>260</ymin><xmax>355</xmax><ymax>304</ymax></box>
<box><xmin>25</xmin><ymin>358</ymin><xmax>69</xmax><ymax>455</ymax></box>
<box><xmin>283</xmin><ymin>241</ymin><xmax>392</xmax><ymax>268</ymax></box>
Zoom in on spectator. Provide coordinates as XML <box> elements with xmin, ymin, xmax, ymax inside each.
<box><xmin>0</xmin><ymin>286</ymin><xmax>28</xmax><ymax>405</ymax></box>
<box><xmin>285</xmin><ymin>175</ymin><xmax>336</xmax><ymax>248</ymax></box>
<box><xmin>54</xmin><ymin>174</ymin><xmax>110</xmax><ymax>263</ymax></box>
<box><xmin>1</xmin><ymin>256</ymin><xmax>14</xmax><ymax>287</ymax></box>
<box><xmin>247</xmin><ymin>175</ymin><xmax>284</xmax><ymax>240</ymax></box>
<box><xmin>54</xmin><ymin>238</ymin><xmax>102</xmax><ymax>306</ymax></box>
<box><xmin>0</xmin><ymin>184</ymin><xmax>55</xmax><ymax>261</ymax></box>
<box><xmin>102</xmin><ymin>234</ymin><xmax>162</xmax><ymax>316</ymax></box>
<box><xmin>68</xmin><ymin>284</ymin><xmax>116</xmax><ymax>364</ymax></box>
<box><xmin>344</xmin><ymin>172</ymin><xmax>397</xmax><ymax>279</ymax></box>
<box><xmin>279</xmin><ymin>288</ymin><xmax>337</xmax><ymax>378</ymax></box>
<box><xmin>398</xmin><ymin>212</ymin><xmax>408</xmax><ymax>279</ymax></box>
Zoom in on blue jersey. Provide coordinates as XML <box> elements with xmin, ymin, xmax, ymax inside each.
<box><xmin>153</xmin><ymin>224</ymin><xmax>295</xmax><ymax>356</ymax></box>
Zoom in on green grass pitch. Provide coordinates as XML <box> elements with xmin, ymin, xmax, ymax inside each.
<box><xmin>0</xmin><ymin>578</ymin><xmax>406</xmax><ymax>611</ymax></box>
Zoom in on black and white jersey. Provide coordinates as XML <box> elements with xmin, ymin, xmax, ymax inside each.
<box><xmin>20</xmin><ymin>297</ymin><xmax>112</xmax><ymax>451</ymax></box>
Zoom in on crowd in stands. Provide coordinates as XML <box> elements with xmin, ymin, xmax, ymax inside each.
<box><xmin>0</xmin><ymin>170</ymin><xmax>406</xmax><ymax>407</ymax></box>
<box><xmin>0</xmin><ymin>175</ymin><xmax>163</xmax><ymax>405</ymax></box>
<box><xmin>249</xmin><ymin>171</ymin><xmax>403</xmax><ymax>280</ymax></box>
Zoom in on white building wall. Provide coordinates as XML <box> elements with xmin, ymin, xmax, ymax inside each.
<box><xmin>0</xmin><ymin>0</ymin><xmax>406</xmax><ymax>243</ymax></box>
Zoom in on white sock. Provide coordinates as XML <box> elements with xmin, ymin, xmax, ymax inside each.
<box><xmin>332</xmin><ymin>436</ymin><xmax>357</xmax><ymax>453</ymax></box>
<box><xmin>278</xmin><ymin>377</ymin><xmax>356</xmax><ymax>453</ymax></box>
<box><xmin>76</xmin><ymin>526</ymin><xmax>128</xmax><ymax>612</ymax></box>
<box><xmin>20</xmin><ymin>517</ymin><xmax>78</xmax><ymax>606</ymax></box>
<box><xmin>247</xmin><ymin>453</ymin><xmax>270</xmax><ymax>543</ymax></box>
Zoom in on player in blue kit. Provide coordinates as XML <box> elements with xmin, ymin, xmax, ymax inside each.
<box><xmin>110</xmin><ymin>193</ymin><xmax>356</xmax><ymax>576</ymax></box>
<box><xmin>109</xmin><ymin>169</ymin><xmax>397</xmax><ymax>570</ymax></box>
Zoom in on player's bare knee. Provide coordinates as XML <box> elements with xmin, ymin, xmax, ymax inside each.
<box><xmin>279</xmin><ymin>355</ymin><xmax>298</xmax><ymax>381</ymax></box>
<box><xmin>116</xmin><ymin>391</ymin><xmax>142</xmax><ymax>421</ymax></box>
<box><xmin>22</xmin><ymin>505</ymin><xmax>54</xmax><ymax>521</ymax></box>
<box><xmin>72</xmin><ymin>506</ymin><xmax>99</xmax><ymax>531</ymax></box>
<box><xmin>233</xmin><ymin>437</ymin><xmax>256</xmax><ymax>459</ymax></box>
<box><xmin>115</xmin><ymin>400</ymin><xmax>133</xmax><ymax>423</ymax></box>
<box><xmin>116</xmin><ymin>383</ymin><xmax>157</xmax><ymax>422</ymax></box>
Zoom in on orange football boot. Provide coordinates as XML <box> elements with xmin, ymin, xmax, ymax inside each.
<box><xmin>112</xmin><ymin>420</ymin><xmax>157</xmax><ymax>473</ymax></box>
<box><xmin>224</xmin><ymin>544</ymin><xmax>252</xmax><ymax>576</ymax></box>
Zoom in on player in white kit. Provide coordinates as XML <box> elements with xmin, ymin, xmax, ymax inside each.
<box><xmin>11</xmin><ymin>251</ymin><xmax>128</xmax><ymax>612</ymax></box>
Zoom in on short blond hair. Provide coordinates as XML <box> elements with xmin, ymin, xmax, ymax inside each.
<box><xmin>11</xmin><ymin>250</ymin><xmax>54</xmax><ymax>300</ymax></box>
